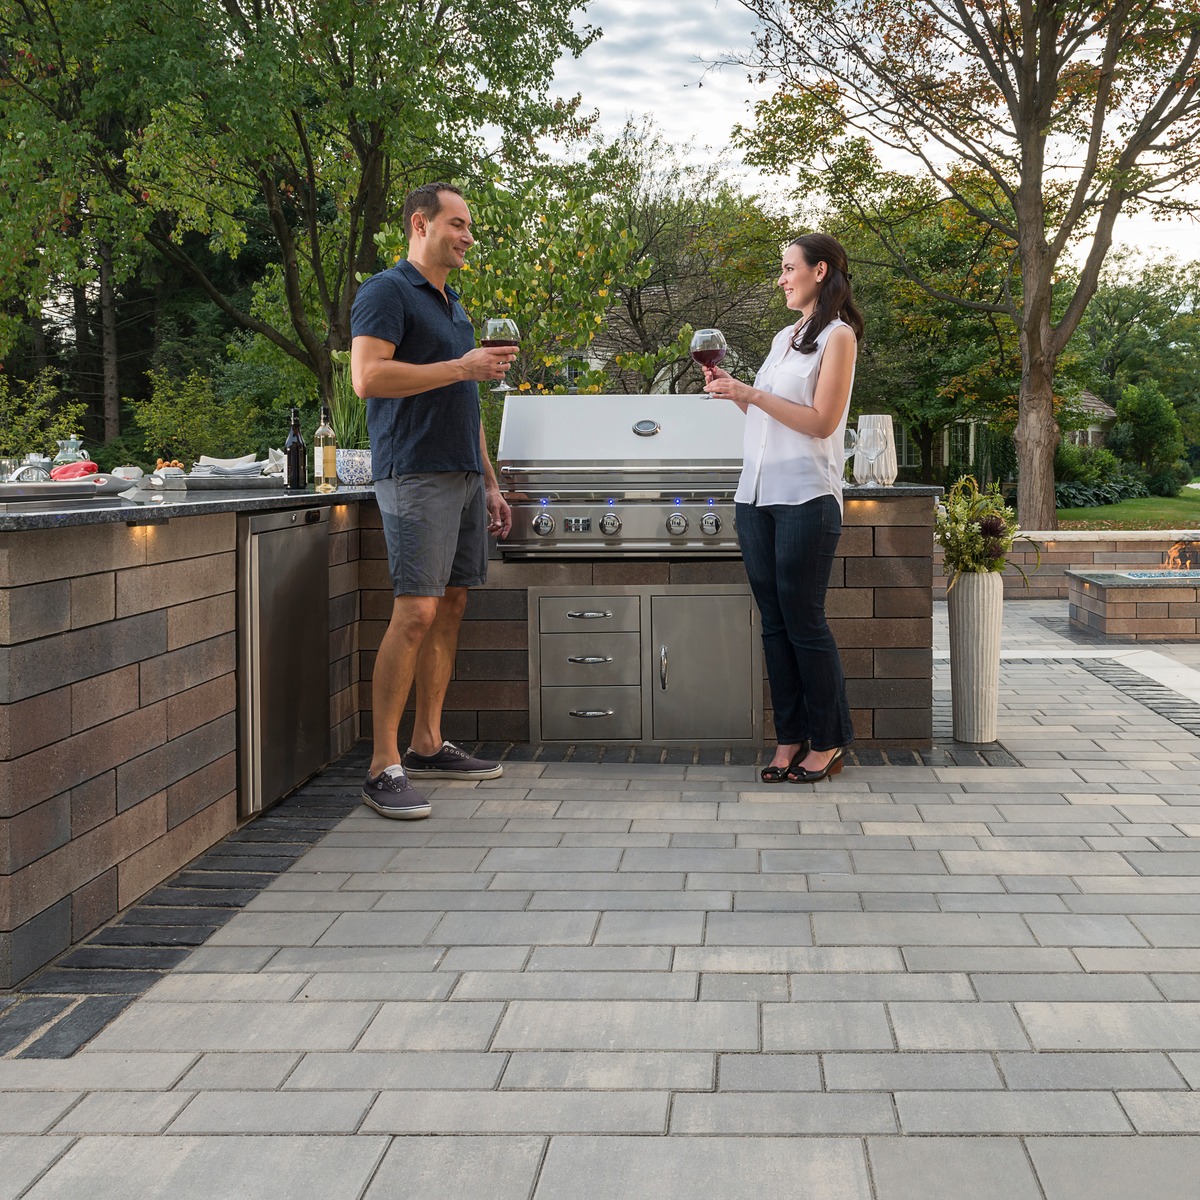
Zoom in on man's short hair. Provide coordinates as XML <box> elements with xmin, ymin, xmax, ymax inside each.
<box><xmin>403</xmin><ymin>182</ymin><xmax>464</xmax><ymax>239</ymax></box>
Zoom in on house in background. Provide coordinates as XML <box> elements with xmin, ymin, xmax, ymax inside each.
<box><xmin>1063</xmin><ymin>389</ymin><xmax>1118</xmax><ymax>446</ymax></box>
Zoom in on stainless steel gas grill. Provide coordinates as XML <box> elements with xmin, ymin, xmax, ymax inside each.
<box><xmin>497</xmin><ymin>393</ymin><xmax>746</xmax><ymax>557</ymax></box>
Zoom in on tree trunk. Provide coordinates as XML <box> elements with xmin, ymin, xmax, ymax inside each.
<box><xmin>1014</xmin><ymin>349</ymin><xmax>1060</xmax><ymax>530</ymax></box>
<box><xmin>72</xmin><ymin>282</ymin><xmax>91</xmax><ymax>405</ymax></box>
<box><xmin>98</xmin><ymin>242</ymin><xmax>120</xmax><ymax>442</ymax></box>
<box><xmin>916</xmin><ymin>423</ymin><xmax>936</xmax><ymax>485</ymax></box>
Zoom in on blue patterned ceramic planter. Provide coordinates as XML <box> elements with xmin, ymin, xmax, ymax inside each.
<box><xmin>335</xmin><ymin>448</ymin><xmax>372</xmax><ymax>486</ymax></box>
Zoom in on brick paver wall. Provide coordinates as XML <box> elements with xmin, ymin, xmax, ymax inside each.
<box><xmin>358</xmin><ymin>494</ymin><xmax>936</xmax><ymax>750</ymax></box>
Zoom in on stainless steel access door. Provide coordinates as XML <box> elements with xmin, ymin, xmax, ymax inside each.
<box><xmin>237</xmin><ymin>507</ymin><xmax>330</xmax><ymax>816</ymax></box>
<box><xmin>650</xmin><ymin>593</ymin><xmax>757</xmax><ymax>741</ymax></box>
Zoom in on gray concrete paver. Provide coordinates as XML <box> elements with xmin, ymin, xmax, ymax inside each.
<box><xmin>533</xmin><ymin>1136</ymin><xmax>872</xmax><ymax>1200</ymax></box>
<box><xmin>0</xmin><ymin>1136</ymin><xmax>73</xmax><ymax>1200</ymax></box>
<box><xmin>868</xmin><ymin>1136</ymin><xmax>1044</xmax><ymax>1200</ymax></box>
<box><xmin>362</xmin><ymin>1136</ymin><xmax>544</xmax><ymax>1200</ymax></box>
<box><xmin>22</xmin><ymin>1135</ymin><xmax>389</xmax><ymax>1200</ymax></box>
<box><xmin>1027</xmin><ymin>1135</ymin><xmax>1200</xmax><ymax>1200</ymax></box>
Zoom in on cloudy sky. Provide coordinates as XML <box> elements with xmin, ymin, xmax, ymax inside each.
<box><xmin>549</xmin><ymin>0</ymin><xmax>1200</xmax><ymax>264</ymax></box>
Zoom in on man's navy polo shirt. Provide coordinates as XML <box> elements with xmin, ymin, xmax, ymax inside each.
<box><xmin>350</xmin><ymin>259</ymin><xmax>483</xmax><ymax>478</ymax></box>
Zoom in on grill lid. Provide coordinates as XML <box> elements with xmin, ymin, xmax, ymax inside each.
<box><xmin>497</xmin><ymin>393</ymin><xmax>745</xmax><ymax>497</ymax></box>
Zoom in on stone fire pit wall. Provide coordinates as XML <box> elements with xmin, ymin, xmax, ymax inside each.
<box><xmin>1068</xmin><ymin>570</ymin><xmax>1200</xmax><ymax>640</ymax></box>
<box><xmin>358</xmin><ymin>490</ymin><xmax>937</xmax><ymax>750</ymax></box>
<box><xmin>935</xmin><ymin>530</ymin><xmax>1200</xmax><ymax>600</ymax></box>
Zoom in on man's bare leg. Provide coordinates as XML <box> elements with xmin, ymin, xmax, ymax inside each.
<box><xmin>408</xmin><ymin>586</ymin><xmax>468</xmax><ymax>756</ymax></box>
<box><xmin>369</xmin><ymin>594</ymin><xmax>438</xmax><ymax>777</ymax></box>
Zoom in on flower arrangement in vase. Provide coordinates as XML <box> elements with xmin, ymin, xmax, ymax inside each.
<box><xmin>934</xmin><ymin>476</ymin><xmax>1040</xmax><ymax>743</ymax></box>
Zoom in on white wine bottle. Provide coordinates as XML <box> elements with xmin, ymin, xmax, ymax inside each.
<box><xmin>313</xmin><ymin>403</ymin><xmax>337</xmax><ymax>494</ymax></box>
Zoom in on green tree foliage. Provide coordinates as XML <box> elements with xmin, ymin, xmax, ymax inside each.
<box><xmin>732</xmin><ymin>0</ymin><xmax>1200</xmax><ymax>528</ymax></box>
<box><xmin>591</xmin><ymin>120</ymin><xmax>792</xmax><ymax>394</ymax></box>
<box><xmin>1107</xmin><ymin>380</ymin><xmax>1189</xmax><ymax>496</ymax></box>
<box><xmin>1</xmin><ymin>0</ymin><xmax>598</xmax><ymax>408</ymax></box>
<box><xmin>130</xmin><ymin>369</ymin><xmax>263</xmax><ymax>464</ymax></box>
<box><xmin>1071</xmin><ymin>253</ymin><xmax>1200</xmax><ymax>455</ymax></box>
<box><xmin>0</xmin><ymin>369</ymin><xmax>87</xmax><ymax>457</ymax></box>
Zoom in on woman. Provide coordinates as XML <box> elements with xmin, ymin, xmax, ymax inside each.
<box><xmin>703</xmin><ymin>232</ymin><xmax>862</xmax><ymax>783</ymax></box>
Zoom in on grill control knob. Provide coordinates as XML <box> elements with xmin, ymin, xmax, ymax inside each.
<box><xmin>700</xmin><ymin>512</ymin><xmax>722</xmax><ymax>535</ymax></box>
<box><xmin>532</xmin><ymin>512</ymin><xmax>555</xmax><ymax>536</ymax></box>
<box><xmin>599</xmin><ymin>512</ymin><xmax>622</xmax><ymax>536</ymax></box>
<box><xmin>666</xmin><ymin>512</ymin><xmax>689</xmax><ymax>535</ymax></box>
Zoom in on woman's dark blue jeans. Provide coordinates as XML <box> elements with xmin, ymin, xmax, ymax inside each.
<box><xmin>736</xmin><ymin>495</ymin><xmax>854</xmax><ymax>752</ymax></box>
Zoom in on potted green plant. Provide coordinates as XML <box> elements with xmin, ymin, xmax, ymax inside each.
<box><xmin>329</xmin><ymin>350</ymin><xmax>372</xmax><ymax>485</ymax></box>
<box><xmin>935</xmin><ymin>475</ymin><xmax>1039</xmax><ymax>742</ymax></box>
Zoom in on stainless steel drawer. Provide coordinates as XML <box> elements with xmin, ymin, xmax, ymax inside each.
<box><xmin>539</xmin><ymin>595</ymin><xmax>640</xmax><ymax>634</ymax></box>
<box><xmin>541</xmin><ymin>686</ymin><xmax>642</xmax><ymax>741</ymax></box>
<box><xmin>539</xmin><ymin>632</ymin><xmax>641</xmax><ymax>687</ymax></box>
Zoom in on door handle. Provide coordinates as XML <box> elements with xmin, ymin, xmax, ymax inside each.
<box><xmin>566</xmin><ymin>610</ymin><xmax>612</xmax><ymax>620</ymax></box>
<box><xmin>659</xmin><ymin>644</ymin><xmax>668</xmax><ymax>690</ymax></box>
<box><xmin>569</xmin><ymin>709</ymin><xmax>614</xmax><ymax>718</ymax></box>
<box><xmin>567</xmin><ymin>655</ymin><xmax>613</xmax><ymax>665</ymax></box>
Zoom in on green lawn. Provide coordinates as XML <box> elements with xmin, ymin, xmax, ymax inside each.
<box><xmin>1055</xmin><ymin>483</ymin><xmax>1200</xmax><ymax>529</ymax></box>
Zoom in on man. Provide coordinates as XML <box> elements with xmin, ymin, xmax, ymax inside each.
<box><xmin>350</xmin><ymin>182</ymin><xmax>515</xmax><ymax>820</ymax></box>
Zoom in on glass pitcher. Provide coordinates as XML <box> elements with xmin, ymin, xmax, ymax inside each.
<box><xmin>52</xmin><ymin>436</ymin><xmax>90</xmax><ymax>465</ymax></box>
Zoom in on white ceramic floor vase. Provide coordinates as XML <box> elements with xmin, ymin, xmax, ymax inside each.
<box><xmin>947</xmin><ymin>570</ymin><xmax>1004</xmax><ymax>743</ymax></box>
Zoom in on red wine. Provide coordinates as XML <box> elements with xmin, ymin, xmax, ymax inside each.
<box><xmin>691</xmin><ymin>347</ymin><xmax>727</xmax><ymax>368</ymax></box>
<box><xmin>481</xmin><ymin>339</ymin><xmax>520</xmax><ymax>349</ymax></box>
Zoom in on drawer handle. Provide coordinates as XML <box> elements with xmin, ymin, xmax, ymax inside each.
<box><xmin>567</xmin><ymin>655</ymin><xmax>613</xmax><ymax>665</ymax></box>
<box><xmin>569</xmin><ymin>709</ymin><xmax>615</xmax><ymax>718</ymax></box>
<box><xmin>660</xmin><ymin>643</ymin><xmax>668</xmax><ymax>690</ymax></box>
<box><xmin>566</xmin><ymin>610</ymin><xmax>612</xmax><ymax>620</ymax></box>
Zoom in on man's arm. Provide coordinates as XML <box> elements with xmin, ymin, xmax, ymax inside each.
<box><xmin>351</xmin><ymin>335</ymin><xmax>514</xmax><ymax>400</ymax></box>
<box><xmin>480</xmin><ymin>424</ymin><xmax>512</xmax><ymax>538</ymax></box>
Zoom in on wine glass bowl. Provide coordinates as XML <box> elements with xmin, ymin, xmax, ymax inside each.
<box><xmin>689</xmin><ymin>328</ymin><xmax>728</xmax><ymax>371</ymax></box>
<box><xmin>482</xmin><ymin>318</ymin><xmax>520</xmax><ymax>393</ymax></box>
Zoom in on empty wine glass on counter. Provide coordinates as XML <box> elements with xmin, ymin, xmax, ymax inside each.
<box><xmin>689</xmin><ymin>328</ymin><xmax>728</xmax><ymax>372</ymax></box>
<box><xmin>842</xmin><ymin>427</ymin><xmax>859</xmax><ymax>477</ymax></box>
<box><xmin>858</xmin><ymin>426</ymin><xmax>886</xmax><ymax>465</ymax></box>
<box><xmin>482</xmin><ymin>317</ymin><xmax>520</xmax><ymax>393</ymax></box>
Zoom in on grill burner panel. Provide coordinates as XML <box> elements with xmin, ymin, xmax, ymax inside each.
<box><xmin>498</xmin><ymin>393</ymin><xmax>746</xmax><ymax>558</ymax></box>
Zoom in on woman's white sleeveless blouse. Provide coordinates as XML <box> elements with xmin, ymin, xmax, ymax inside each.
<box><xmin>735</xmin><ymin>317</ymin><xmax>855</xmax><ymax>511</ymax></box>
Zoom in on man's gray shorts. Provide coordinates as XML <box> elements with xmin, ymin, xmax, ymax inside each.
<box><xmin>375</xmin><ymin>471</ymin><xmax>488</xmax><ymax>597</ymax></box>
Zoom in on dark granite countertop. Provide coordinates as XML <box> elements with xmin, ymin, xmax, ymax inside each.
<box><xmin>0</xmin><ymin>485</ymin><xmax>377</xmax><ymax>531</ymax></box>
<box><xmin>0</xmin><ymin>481</ymin><xmax>940</xmax><ymax>533</ymax></box>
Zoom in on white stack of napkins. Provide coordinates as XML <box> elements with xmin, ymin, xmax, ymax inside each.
<box><xmin>191</xmin><ymin>453</ymin><xmax>275</xmax><ymax>477</ymax></box>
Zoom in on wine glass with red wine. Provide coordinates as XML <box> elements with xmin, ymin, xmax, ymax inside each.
<box><xmin>482</xmin><ymin>317</ymin><xmax>520</xmax><ymax>393</ymax></box>
<box><xmin>689</xmin><ymin>328</ymin><xmax>728</xmax><ymax>375</ymax></box>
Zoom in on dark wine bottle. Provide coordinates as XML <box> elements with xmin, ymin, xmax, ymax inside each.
<box><xmin>284</xmin><ymin>406</ymin><xmax>307</xmax><ymax>490</ymax></box>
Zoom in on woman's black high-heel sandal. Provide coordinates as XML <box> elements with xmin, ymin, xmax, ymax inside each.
<box><xmin>760</xmin><ymin>744</ymin><xmax>809</xmax><ymax>784</ymax></box>
<box><xmin>787</xmin><ymin>747</ymin><xmax>846</xmax><ymax>784</ymax></box>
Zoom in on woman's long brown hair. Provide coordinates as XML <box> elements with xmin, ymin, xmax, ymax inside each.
<box><xmin>789</xmin><ymin>232</ymin><xmax>864</xmax><ymax>354</ymax></box>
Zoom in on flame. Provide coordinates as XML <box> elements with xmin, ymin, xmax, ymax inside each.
<box><xmin>1165</xmin><ymin>542</ymin><xmax>1200</xmax><ymax>570</ymax></box>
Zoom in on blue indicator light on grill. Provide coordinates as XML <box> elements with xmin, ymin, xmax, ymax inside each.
<box><xmin>674</xmin><ymin>497</ymin><xmax>682</xmax><ymax>505</ymax></box>
<box><xmin>708</xmin><ymin>498</ymin><xmax>715</xmax><ymax>506</ymax></box>
<box><xmin>608</xmin><ymin>498</ymin><xmax>615</xmax><ymax>506</ymax></box>
<box><xmin>540</xmin><ymin>498</ymin><xmax>548</xmax><ymax>506</ymax></box>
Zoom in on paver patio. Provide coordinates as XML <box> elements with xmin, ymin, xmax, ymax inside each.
<box><xmin>3</xmin><ymin>599</ymin><xmax>1200</xmax><ymax>1197</ymax></box>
